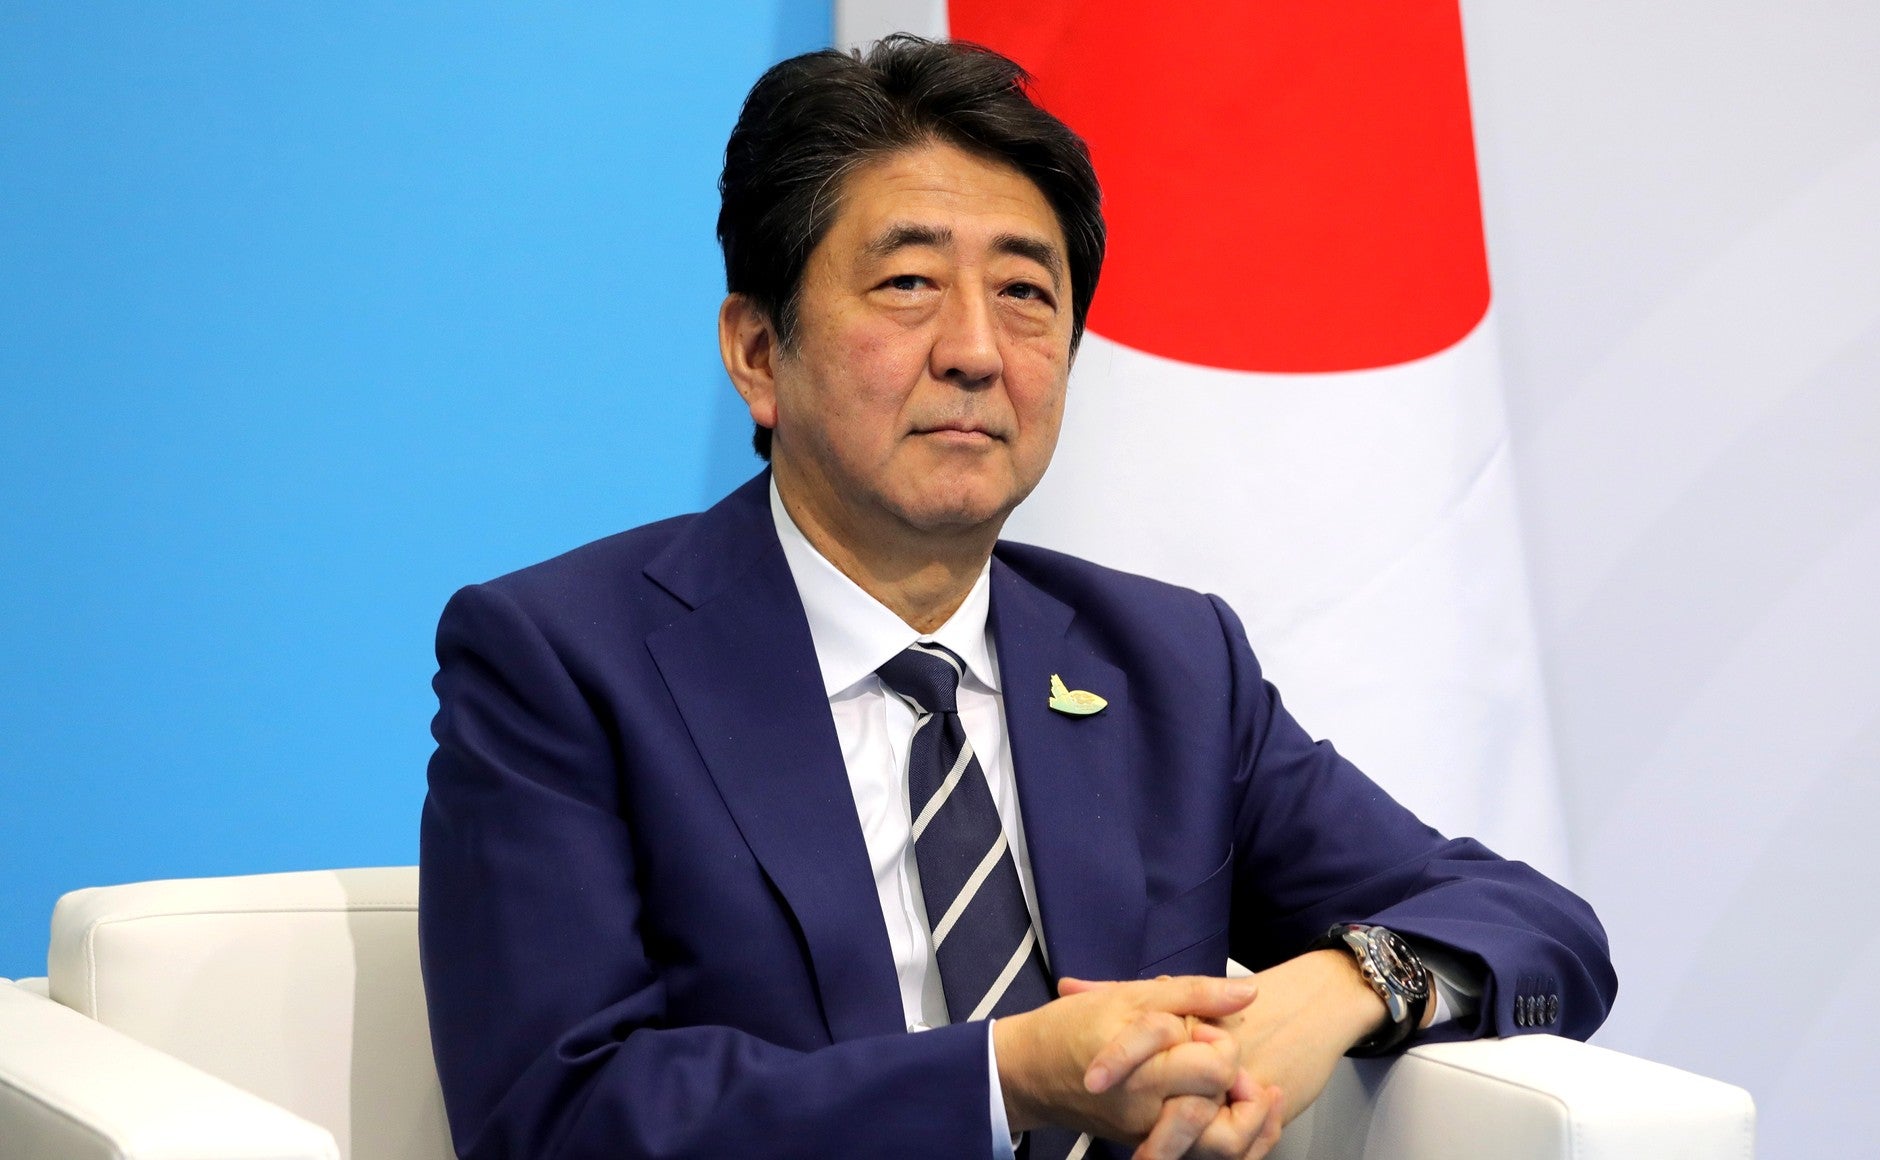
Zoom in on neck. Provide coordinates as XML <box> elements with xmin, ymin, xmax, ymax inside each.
<box><xmin>773</xmin><ymin>466</ymin><xmax>998</xmax><ymax>635</ymax></box>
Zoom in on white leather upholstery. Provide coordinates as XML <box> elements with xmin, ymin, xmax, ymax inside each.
<box><xmin>0</xmin><ymin>868</ymin><xmax>1755</xmax><ymax>1160</ymax></box>
<box><xmin>1274</xmin><ymin>1035</ymin><xmax>1755</xmax><ymax>1160</ymax></box>
<box><xmin>0</xmin><ymin>979</ymin><xmax>337</xmax><ymax>1160</ymax></box>
<box><xmin>40</xmin><ymin>867</ymin><xmax>450</xmax><ymax>1160</ymax></box>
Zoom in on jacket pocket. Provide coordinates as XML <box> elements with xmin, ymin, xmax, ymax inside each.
<box><xmin>1137</xmin><ymin>849</ymin><xmax>1234</xmax><ymax>977</ymax></box>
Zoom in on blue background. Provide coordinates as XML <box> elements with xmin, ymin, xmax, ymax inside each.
<box><xmin>0</xmin><ymin>1</ymin><xmax>831</xmax><ymax>975</ymax></box>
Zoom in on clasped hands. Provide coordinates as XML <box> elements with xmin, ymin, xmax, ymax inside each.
<box><xmin>993</xmin><ymin>974</ymin><xmax>1278</xmax><ymax>1159</ymax></box>
<box><xmin>993</xmin><ymin>952</ymin><xmax>1388</xmax><ymax>1160</ymax></box>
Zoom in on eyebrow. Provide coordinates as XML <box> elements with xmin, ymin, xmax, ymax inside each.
<box><xmin>860</xmin><ymin>222</ymin><xmax>1065</xmax><ymax>288</ymax></box>
<box><xmin>993</xmin><ymin>233</ymin><xmax>1064</xmax><ymax>287</ymax></box>
<box><xmin>862</xmin><ymin>222</ymin><xmax>951</xmax><ymax>261</ymax></box>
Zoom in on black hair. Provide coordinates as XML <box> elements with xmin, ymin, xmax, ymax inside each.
<box><xmin>717</xmin><ymin>34</ymin><xmax>1105</xmax><ymax>459</ymax></box>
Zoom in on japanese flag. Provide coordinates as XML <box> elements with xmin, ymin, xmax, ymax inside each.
<box><xmin>837</xmin><ymin>2</ymin><xmax>1570</xmax><ymax>878</ymax></box>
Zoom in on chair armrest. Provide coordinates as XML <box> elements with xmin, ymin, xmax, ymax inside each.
<box><xmin>1276</xmin><ymin>1035</ymin><xmax>1754</xmax><ymax>1160</ymax></box>
<box><xmin>0</xmin><ymin>981</ymin><xmax>339</xmax><ymax>1160</ymax></box>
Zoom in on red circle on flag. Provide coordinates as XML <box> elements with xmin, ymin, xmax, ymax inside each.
<box><xmin>949</xmin><ymin>2</ymin><xmax>1492</xmax><ymax>372</ymax></box>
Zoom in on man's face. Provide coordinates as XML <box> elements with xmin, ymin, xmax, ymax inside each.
<box><xmin>751</xmin><ymin>140</ymin><xmax>1074</xmax><ymax>544</ymax></box>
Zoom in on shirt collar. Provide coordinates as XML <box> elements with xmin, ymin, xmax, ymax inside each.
<box><xmin>769</xmin><ymin>476</ymin><xmax>1000</xmax><ymax>699</ymax></box>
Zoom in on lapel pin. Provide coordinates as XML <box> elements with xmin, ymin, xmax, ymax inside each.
<box><xmin>1048</xmin><ymin>674</ymin><xmax>1108</xmax><ymax>716</ymax></box>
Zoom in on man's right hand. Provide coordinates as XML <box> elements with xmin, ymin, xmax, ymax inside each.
<box><xmin>992</xmin><ymin>975</ymin><xmax>1282</xmax><ymax>1158</ymax></box>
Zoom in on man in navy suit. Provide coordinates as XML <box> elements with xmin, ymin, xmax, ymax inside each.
<box><xmin>420</xmin><ymin>36</ymin><xmax>1615</xmax><ymax>1160</ymax></box>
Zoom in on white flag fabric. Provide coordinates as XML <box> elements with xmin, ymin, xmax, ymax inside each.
<box><xmin>835</xmin><ymin>2</ymin><xmax>1570</xmax><ymax>879</ymax></box>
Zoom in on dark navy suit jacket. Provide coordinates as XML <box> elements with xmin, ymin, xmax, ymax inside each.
<box><xmin>419</xmin><ymin>472</ymin><xmax>1616</xmax><ymax>1160</ymax></box>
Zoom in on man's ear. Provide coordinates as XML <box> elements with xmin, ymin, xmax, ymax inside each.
<box><xmin>719</xmin><ymin>293</ymin><xmax>779</xmax><ymax>432</ymax></box>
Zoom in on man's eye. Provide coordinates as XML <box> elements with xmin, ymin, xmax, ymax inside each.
<box><xmin>884</xmin><ymin>274</ymin><xmax>927</xmax><ymax>291</ymax></box>
<box><xmin>1005</xmin><ymin>282</ymin><xmax>1051</xmax><ymax>304</ymax></box>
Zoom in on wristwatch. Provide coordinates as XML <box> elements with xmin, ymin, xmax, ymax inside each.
<box><xmin>1311</xmin><ymin>923</ymin><xmax>1431</xmax><ymax>1057</ymax></box>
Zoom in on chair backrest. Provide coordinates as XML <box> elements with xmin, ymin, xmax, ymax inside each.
<box><xmin>48</xmin><ymin>867</ymin><xmax>451</xmax><ymax>1160</ymax></box>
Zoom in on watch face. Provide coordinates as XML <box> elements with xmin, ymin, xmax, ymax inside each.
<box><xmin>1371</xmin><ymin>930</ymin><xmax>1431</xmax><ymax>999</ymax></box>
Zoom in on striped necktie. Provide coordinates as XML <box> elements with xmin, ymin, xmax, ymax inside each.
<box><xmin>877</xmin><ymin>642</ymin><xmax>1054</xmax><ymax>1023</ymax></box>
<box><xmin>876</xmin><ymin>644</ymin><xmax>1090</xmax><ymax>1160</ymax></box>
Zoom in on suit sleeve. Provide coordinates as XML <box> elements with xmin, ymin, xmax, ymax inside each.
<box><xmin>1208</xmin><ymin>595</ymin><xmax>1618</xmax><ymax>1044</ymax></box>
<box><xmin>419</xmin><ymin>583</ymin><xmax>995</xmax><ymax>1160</ymax></box>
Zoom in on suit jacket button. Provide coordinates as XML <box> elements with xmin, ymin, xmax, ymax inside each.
<box><xmin>1546</xmin><ymin>996</ymin><xmax>1559</xmax><ymax>1024</ymax></box>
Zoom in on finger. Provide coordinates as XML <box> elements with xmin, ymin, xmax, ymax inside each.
<box><xmin>1243</xmin><ymin>1085</ymin><xmax>1285</xmax><ymax>1160</ymax></box>
<box><xmin>1087</xmin><ymin>978</ymin><xmax>1254</xmax><ymax>1094</ymax></box>
<box><xmin>1086</xmin><ymin>1011</ymin><xmax>1188</xmax><ymax>1093</ymax></box>
<box><xmin>1131</xmin><ymin>1094</ymin><xmax>1218</xmax><ymax>1160</ymax></box>
<box><xmin>1057</xmin><ymin>976</ymin><xmax>1118</xmax><ymax>996</ymax></box>
<box><xmin>1261</xmin><ymin>1084</ymin><xmax>1287</xmax><ymax>1134</ymax></box>
<box><xmin>1187</xmin><ymin>1098</ymin><xmax>1265</xmax><ymax>1160</ymax></box>
<box><xmin>1189</xmin><ymin>1079</ymin><xmax>1287</xmax><ymax>1160</ymax></box>
<box><xmin>1225</xmin><ymin>1065</ymin><xmax>1259</xmax><ymax>1105</ymax></box>
<box><xmin>1200</xmin><ymin>1045</ymin><xmax>1258</xmax><ymax>1108</ymax></box>
<box><xmin>1188</xmin><ymin>1021</ymin><xmax>1237</xmax><ymax>1052</ymax></box>
<box><xmin>1120</xmin><ymin>1040</ymin><xmax>1239</xmax><ymax>1101</ymax></box>
<box><xmin>1141</xmin><ymin>974</ymin><xmax>1259</xmax><ymax>1020</ymax></box>
<box><xmin>1184</xmin><ymin>1023</ymin><xmax>1243</xmax><ymax>1084</ymax></box>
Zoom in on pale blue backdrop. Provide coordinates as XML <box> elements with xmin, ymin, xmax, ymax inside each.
<box><xmin>0</xmin><ymin>1</ymin><xmax>830</xmax><ymax>975</ymax></box>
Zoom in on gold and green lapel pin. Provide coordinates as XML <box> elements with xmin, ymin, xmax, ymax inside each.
<box><xmin>1048</xmin><ymin>674</ymin><xmax>1108</xmax><ymax>716</ymax></box>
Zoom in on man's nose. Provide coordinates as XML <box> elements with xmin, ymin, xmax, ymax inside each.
<box><xmin>930</xmin><ymin>286</ymin><xmax>1001</xmax><ymax>389</ymax></box>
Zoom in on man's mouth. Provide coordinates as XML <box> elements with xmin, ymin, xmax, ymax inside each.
<box><xmin>916</xmin><ymin>422</ymin><xmax>1001</xmax><ymax>441</ymax></box>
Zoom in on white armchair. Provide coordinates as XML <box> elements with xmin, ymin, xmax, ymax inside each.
<box><xmin>0</xmin><ymin>869</ymin><xmax>1753</xmax><ymax>1160</ymax></box>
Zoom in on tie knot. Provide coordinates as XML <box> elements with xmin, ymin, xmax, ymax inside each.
<box><xmin>876</xmin><ymin>643</ymin><xmax>966</xmax><ymax>715</ymax></box>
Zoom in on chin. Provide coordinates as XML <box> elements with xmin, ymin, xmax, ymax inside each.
<box><xmin>892</xmin><ymin>491</ymin><xmax>1015</xmax><ymax>535</ymax></box>
<box><xmin>881</xmin><ymin>465</ymin><xmax>1038</xmax><ymax>536</ymax></box>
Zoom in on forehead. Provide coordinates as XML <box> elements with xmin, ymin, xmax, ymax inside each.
<box><xmin>820</xmin><ymin>141</ymin><xmax>1066</xmax><ymax>261</ymax></box>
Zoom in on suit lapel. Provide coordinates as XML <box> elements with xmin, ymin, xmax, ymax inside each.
<box><xmin>644</xmin><ymin>476</ymin><xmax>904</xmax><ymax>1043</ymax></box>
<box><xmin>990</xmin><ymin>559</ymin><xmax>1147</xmax><ymax>985</ymax></box>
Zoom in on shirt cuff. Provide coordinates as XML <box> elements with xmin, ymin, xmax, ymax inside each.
<box><xmin>1410</xmin><ymin>939</ymin><xmax>1484</xmax><ymax>1027</ymax></box>
<box><xmin>987</xmin><ymin>1018</ymin><xmax>1018</xmax><ymax>1160</ymax></box>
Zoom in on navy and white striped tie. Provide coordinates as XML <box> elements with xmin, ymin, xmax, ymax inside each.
<box><xmin>878</xmin><ymin>643</ymin><xmax>1089</xmax><ymax>1160</ymax></box>
<box><xmin>877</xmin><ymin>642</ymin><xmax>1055</xmax><ymax>1024</ymax></box>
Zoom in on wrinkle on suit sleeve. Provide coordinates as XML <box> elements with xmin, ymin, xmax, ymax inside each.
<box><xmin>420</xmin><ymin>583</ymin><xmax>994</xmax><ymax>1160</ymax></box>
<box><xmin>1207</xmin><ymin>593</ymin><xmax>1618</xmax><ymax>1044</ymax></box>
